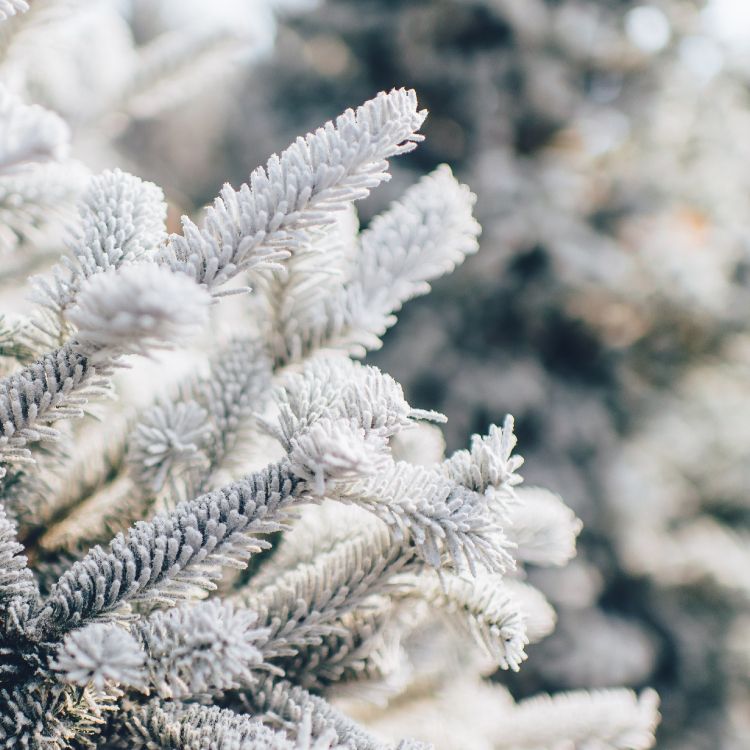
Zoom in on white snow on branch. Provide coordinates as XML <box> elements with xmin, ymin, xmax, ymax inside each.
<box><xmin>158</xmin><ymin>88</ymin><xmax>426</xmax><ymax>294</ymax></box>
<box><xmin>66</xmin><ymin>264</ymin><xmax>211</xmax><ymax>358</ymax></box>
<box><xmin>128</xmin><ymin>399</ymin><xmax>211</xmax><ymax>493</ymax></box>
<box><xmin>0</xmin><ymin>86</ymin><xmax>69</xmax><ymax>172</ymax></box>
<box><xmin>33</xmin><ymin>169</ymin><xmax>167</xmax><ymax>330</ymax></box>
<box><xmin>507</xmin><ymin>487</ymin><xmax>582</xmax><ymax>567</ymax></box>
<box><xmin>51</xmin><ymin>622</ymin><xmax>146</xmax><ymax>690</ymax></box>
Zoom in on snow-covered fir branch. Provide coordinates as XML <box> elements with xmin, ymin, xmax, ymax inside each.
<box><xmin>157</xmin><ymin>88</ymin><xmax>426</xmax><ymax>295</ymax></box>
<box><xmin>0</xmin><ymin>83</ymin><xmax>660</xmax><ymax>750</ymax></box>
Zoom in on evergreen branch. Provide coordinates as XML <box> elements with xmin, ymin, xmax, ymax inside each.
<box><xmin>281</xmin><ymin>600</ymin><xmax>401</xmax><ymax>693</ymax></box>
<box><xmin>266</xmin><ymin>358</ymin><xmax>438</xmax><ymax>454</ymax></box>
<box><xmin>51</xmin><ymin>622</ymin><xmax>146</xmax><ymax>690</ymax></box>
<box><xmin>507</xmin><ymin>487</ymin><xmax>582</xmax><ymax>567</ymax></box>
<box><xmin>239</xmin><ymin>520</ymin><xmax>415</xmax><ymax>663</ymax></box>
<box><xmin>191</xmin><ymin>335</ymin><xmax>273</xmax><ymax>486</ymax></box>
<box><xmin>503</xmin><ymin>579</ymin><xmax>556</xmax><ymax>645</ymax></box>
<box><xmin>236</xmin><ymin>674</ymin><xmax>429</xmax><ymax>750</ymax></box>
<box><xmin>127</xmin><ymin>335</ymin><xmax>272</xmax><ymax>497</ymax></box>
<box><xmin>119</xmin><ymin>699</ymin><xmax>301</xmax><ymax>750</ymax></box>
<box><xmin>442</xmin><ymin>415</ymin><xmax>524</xmax><ymax>497</ymax></box>
<box><xmin>34</xmin><ymin>461</ymin><xmax>305</xmax><ymax>635</ymax></box>
<box><xmin>257</xmin><ymin>206</ymin><xmax>358</xmax><ymax>366</ymax></box>
<box><xmin>0</xmin><ymin>314</ymin><xmax>35</xmax><ymax>361</ymax></box>
<box><xmin>0</xmin><ymin>501</ymin><xmax>37</xmax><ymax>629</ymax></box>
<box><xmin>128</xmin><ymin>399</ymin><xmax>211</xmax><ymax>495</ymax></box>
<box><xmin>268</xmin><ymin>359</ymin><xmax>510</xmax><ymax>574</ymax></box>
<box><xmin>0</xmin><ymin>160</ymin><xmax>88</xmax><ymax>255</ymax></box>
<box><xmin>409</xmin><ymin>570</ymin><xmax>528</xmax><ymax>671</ymax></box>
<box><xmin>157</xmin><ymin>88</ymin><xmax>426</xmax><ymax>294</ymax></box>
<box><xmin>0</xmin><ymin>683</ymin><xmax>71</xmax><ymax>748</ymax></box>
<box><xmin>265</xmin><ymin>166</ymin><xmax>480</xmax><ymax>363</ymax></box>
<box><xmin>0</xmin><ymin>85</ymin><xmax>68</xmax><ymax>171</ymax></box>
<box><xmin>135</xmin><ymin>599</ymin><xmax>267</xmax><ymax>699</ymax></box>
<box><xmin>0</xmin><ymin>263</ymin><xmax>209</xmax><ymax>474</ymax></box>
<box><xmin>496</xmin><ymin>688</ymin><xmax>660</xmax><ymax>750</ymax></box>
<box><xmin>66</xmin><ymin>264</ymin><xmax>211</xmax><ymax>357</ymax></box>
<box><xmin>31</xmin><ymin>169</ymin><xmax>167</xmax><ymax>342</ymax></box>
<box><xmin>333</xmin><ymin>460</ymin><xmax>513</xmax><ymax>575</ymax></box>
<box><xmin>0</xmin><ymin>344</ymin><xmax>109</xmax><ymax>474</ymax></box>
<box><xmin>324</xmin><ymin>165</ymin><xmax>480</xmax><ymax>359</ymax></box>
<box><xmin>0</xmin><ymin>87</ymin><xmax>85</xmax><ymax>254</ymax></box>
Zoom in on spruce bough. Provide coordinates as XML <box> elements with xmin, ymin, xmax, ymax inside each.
<box><xmin>0</xmin><ymin>88</ymin><xmax>659</xmax><ymax>749</ymax></box>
